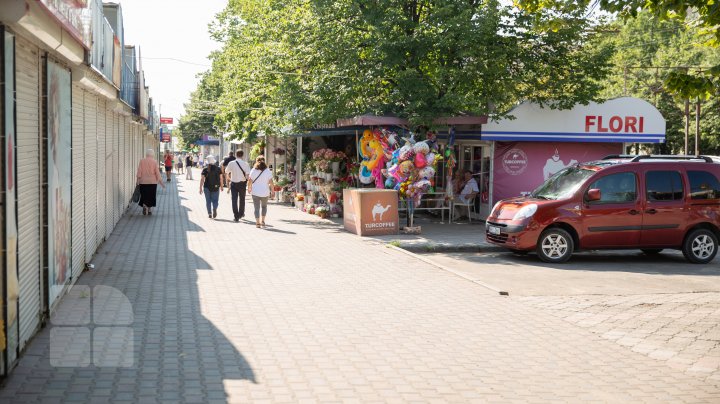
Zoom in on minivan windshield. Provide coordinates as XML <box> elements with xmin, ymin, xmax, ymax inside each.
<box><xmin>531</xmin><ymin>166</ymin><xmax>596</xmax><ymax>200</ymax></box>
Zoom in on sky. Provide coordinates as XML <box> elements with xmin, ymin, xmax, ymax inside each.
<box><xmin>117</xmin><ymin>0</ymin><xmax>229</xmax><ymax>125</ymax></box>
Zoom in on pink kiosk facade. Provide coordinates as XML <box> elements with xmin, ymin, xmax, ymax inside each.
<box><xmin>477</xmin><ymin>97</ymin><xmax>666</xmax><ymax>218</ymax></box>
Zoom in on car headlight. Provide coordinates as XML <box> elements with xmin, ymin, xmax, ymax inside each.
<box><xmin>512</xmin><ymin>204</ymin><xmax>537</xmax><ymax>221</ymax></box>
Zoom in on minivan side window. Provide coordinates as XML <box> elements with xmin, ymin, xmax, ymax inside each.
<box><xmin>688</xmin><ymin>170</ymin><xmax>720</xmax><ymax>200</ymax></box>
<box><xmin>646</xmin><ymin>171</ymin><xmax>684</xmax><ymax>201</ymax></box>
<box><xmin>587</xmin><ymin>172</ymin><xmax>637</xmax><ymax>203</ymax></box>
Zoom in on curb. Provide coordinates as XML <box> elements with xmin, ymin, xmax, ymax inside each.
<box><xmin>386</xmin><ymin>245</ymin><xmax>509</xmax><ymax>296</ymax></box>
<box><xmin>397</xmin><ymin>243</ymin><xmax>508</xmax><ymax>254</ymax></box>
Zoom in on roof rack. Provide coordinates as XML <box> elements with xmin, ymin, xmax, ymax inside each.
<box><xmin>629</xmin><ymin>155</ymin><xmax>714</xmax><ymax>163</ymax></box>
<box><xmin>602</xmin><ymin>154</ymin><xmax>638</xmax><ymax>160</ymax></box>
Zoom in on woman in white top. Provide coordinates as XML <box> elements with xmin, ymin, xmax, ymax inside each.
<box><xmin>247</xmin><ymin>156</ymin><xmax>274</xmax><ymax>228</ymax></box>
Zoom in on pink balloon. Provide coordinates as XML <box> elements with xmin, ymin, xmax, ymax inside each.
<box><xmin>414</xmin><ymin>152</ymin><xmax>427</xmax><ymax>168</ymax></box>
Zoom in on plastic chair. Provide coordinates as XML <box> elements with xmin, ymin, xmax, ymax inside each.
<box><xmin>452</xmin><ymin>194</ymin><xmax>476</xmax><ymax>223</ymax></box>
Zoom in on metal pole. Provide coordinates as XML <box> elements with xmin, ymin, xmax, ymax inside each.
<box><xmin>684</xmin><ymin>98</ymin><xmax>690</xmax><ymax>154</ymax></box>
<box><xmin>296</xmin><ymin>135</ymin><xmax>302</xmax><ymax>195</ymax></box>
<box><xmin>695</xmin><ymin>98</ymin><xmax>701</xmax><ymax>156</ymax></box>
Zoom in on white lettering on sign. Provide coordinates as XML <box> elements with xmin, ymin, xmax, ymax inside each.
<box><xmin>585</xmin><ymin>116</ymin><xmax>645</xmax><ymax>133</ymax></box>
<box><xmin>364</xmin><ymin>222</ymin><xmax>396</xmax><ymax>229</ymax></box>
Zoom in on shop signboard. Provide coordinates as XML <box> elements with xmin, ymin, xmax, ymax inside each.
<box><xmin>343</xmin><ymin>189</ymin><xmax>399</xmax><ymax>236</ymax></box>
<box><xmin>492</xmin><ymin>142</ymin><xmax>622</xmax><ymax>203</ymax></box>
<box><xmin>160</xmin><ymin>128</ymin><xmax>171</xmax><ymax>143</ymax></box>
<box><xmin>483</xmin><ymin>97</ymin><xmax>666</xmax><ymax>143</ymax></box>
<box><xmin>160</xmin><ymin>117</ymin><xmax>173</xmax><ymax>124</ymax></box>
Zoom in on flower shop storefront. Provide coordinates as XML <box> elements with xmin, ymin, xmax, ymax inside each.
<box><xmin>483</xmin><ymin>97</ymin><xmax>667</xmax><ymax>204</ymax></box>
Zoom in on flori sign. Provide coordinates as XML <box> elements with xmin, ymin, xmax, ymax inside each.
<box><xmin>483</xmin><ymin>97</ymin><xmax>666</xmax><ymax>143</ymax></box>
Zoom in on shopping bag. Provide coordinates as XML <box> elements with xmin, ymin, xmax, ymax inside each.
<box><xmin>132</xmin><ymin>185</ymin><xmax>141</xmax><ymax>203</ymax></box>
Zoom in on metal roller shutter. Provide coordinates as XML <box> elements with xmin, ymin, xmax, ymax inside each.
<box><xmin>15</xmin><ymin>37</ymin><xmax>41</xmax><ymax>348</ymax></box>
<box><xmin>104</xmin><ymin>109</ymin><xmax>114</xmax><ymax>238</ymax></box>
<box><xmin>84</xmin><ymin>92</ymin><xmax>97</xmax><ymax>260</ymax></box>
<box><xmin>71</xmin><ymin>84</ymin><xmax>85</xmax><ymax>280</ymax></box>
<box><xmin>96</xmin><ymin>99</ymin><xmax>106</xmax><ymax>246</ymax></box>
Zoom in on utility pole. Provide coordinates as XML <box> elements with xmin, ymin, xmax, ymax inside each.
<box><xmin>695</xmin><ymin>98</ymin><xmax>701</xmax><ymax>156</ymax></box>
<box><xmin>684</xmin><ymin>99</ymin><xmax>690</xmax><ymax>155</ymax></box>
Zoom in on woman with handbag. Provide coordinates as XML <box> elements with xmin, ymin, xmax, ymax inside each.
<box><xmin>136</xmin><ymin>149</ymin><xmax>166</xmax><ymax>215</ymax></box>
<box><xmin>247</xmin><ymin>156</ymin><xmax>274</xmax><ymax>228</ymax></box>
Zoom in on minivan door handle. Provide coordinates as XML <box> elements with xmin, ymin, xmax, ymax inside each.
<box><xmin>628</xmin><ymin>209</ymin><xmax>640</xmax><ymax>215</ymax></box>
<box><xmin>645</xmin><ymin>209</ymin><xmax>657</xmax><ymax>214</ymax></box>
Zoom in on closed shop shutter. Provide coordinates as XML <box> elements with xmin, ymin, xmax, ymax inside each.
<box><xmin>104</xmin><ymin>109</ymin><xmax>114</xmax><ymax>238</ymax></box>
<box><xmin>15</xmin><ymin>37</ymin><xmax>41</xmax><ymax>348</ymax></box>
<box><xmin>84</xmin><ymin>93</ymin><xmax>97</xmax><ymax>260</ymax></box>
<box><xmin>96</xmin><ymin>99</ymin><xmax>106</xmax><ymax>246</ymax></box>
<box><xmin>71</xmin><ymin>84</ymin><xmax>85</xmax><ymax>280</ymax></box>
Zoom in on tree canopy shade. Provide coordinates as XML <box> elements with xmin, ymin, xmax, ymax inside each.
<box><xmin>516</xmin><ymin>0</ymin><xmax>720</xmax><ymax>99</ymax></box>
<box><xmin>185</xmin><ymin>0</ymin><xmax>612</xmax><ymax>140</ymax></box>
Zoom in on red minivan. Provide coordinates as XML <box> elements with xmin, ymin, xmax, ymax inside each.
<box><xmin>486</xmin><ymin>155</ymin><xmax>720</xmax><ymax>263</ymax></box>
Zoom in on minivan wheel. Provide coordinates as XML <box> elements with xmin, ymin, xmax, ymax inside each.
<box><xmin>641</xmin><ymin>249</ymin><xmax>663</xmax><ymax>255</ymax></box>
<box><xmin>537</xmin><ymin>228</ymin><xmax>574</xmax><ymax>263</ymax></box>
<box><xmin>682</xmin><ymin>229</ymin><xmax>718</xmax><ymax>264</ymax></box>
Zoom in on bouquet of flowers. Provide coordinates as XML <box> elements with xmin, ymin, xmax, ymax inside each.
<box><xmin>295</xmin><ymin>194</ymin><xmax>305</xmax><ymax>202</ymax></box>
<box><xmin>305</xmin><ymin>203</ymin><xmax>317</xmax><ymax>214</ymax></box>
<box><xmin>316</xmin><ymin>205</ymin><xmax>330</xmax><ymax>218</ymax></box>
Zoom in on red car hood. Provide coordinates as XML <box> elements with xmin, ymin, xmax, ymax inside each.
<box><xmin>491</xmin><ymin>197</ymin><xmax>557</xmax><ymax>220</ymax></box>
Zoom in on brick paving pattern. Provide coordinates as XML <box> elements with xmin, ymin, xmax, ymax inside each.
<box><xmin>520</xmin><ymin>292</ymin><xmax>720</xmax><ymax>384</ymax></box>
<box><xmin>1</xmin><ymin>169</ymin><xmax>718</xmax><ymax>403</ymax></box>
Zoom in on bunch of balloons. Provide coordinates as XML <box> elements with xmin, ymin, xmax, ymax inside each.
<box><xmin>382</xmin><ymin>132</ymin><xmax>441</xmax><ymax>205</ymax></box>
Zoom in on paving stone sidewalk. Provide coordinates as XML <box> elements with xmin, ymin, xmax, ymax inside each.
<box><xmin>520</xmin><ymin>292</ymin><xmax>720</xmax><ymax>384</ymax></box>
<box><xmin>1</xmin><ymin>169</ymin><xmax>719</xmax><ymax>403</ymax></box>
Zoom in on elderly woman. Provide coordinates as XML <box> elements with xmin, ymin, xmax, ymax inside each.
<box><xmin>136</xmin><ymin>149</ymin><xmax>166</xmax><ymax>215</ymax></box>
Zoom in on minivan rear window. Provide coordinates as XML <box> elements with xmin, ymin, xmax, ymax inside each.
<box><xmin>688</xmin><ymin>171</ymin><xmax>720</xmax><ymax>200</ymax></box>
<box><xmin>646</xmin><ymin>171</ymin><xmax>683</xmax><ymax>201</ymax></box>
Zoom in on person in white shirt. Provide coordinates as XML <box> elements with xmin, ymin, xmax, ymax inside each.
<box><xmin>454</xmin><ymin>170</ymin><xmax>479</xmax><ymax>219</ymax></box>
<box><xmin>225</xmin><ymin>150</ymin><xmax>252</xmax><ymax>221</ymax></box>
<box><xmin>247</xmin><ymin>156</ymin><xmax>274</xmax><ymax>228</ymax></box>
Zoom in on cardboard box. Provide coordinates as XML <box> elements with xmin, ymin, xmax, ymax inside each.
<box><xmin>343</xmin><ymin>188</ymin><xmax>399</xmax><ymax>236</ymax></box>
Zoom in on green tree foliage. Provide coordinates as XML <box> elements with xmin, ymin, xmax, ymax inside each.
<box><xmin>176</xmin><ymin>72</ymin><xmax>222</xmax><ymax>146</ymax></box>
<box><xmin>588</xmin><ymin>11</ymin><xmax>720</xmax><ymax>153</ymax></box>
<box><xmin>194</xmin><ymin>0</ymin><xmax>612</xmax><ymax>139</ymax></box>
<box><xmin>517</xmin><ymin>0</ymin><xmax>720</xmax><ymax>99</ymax></box>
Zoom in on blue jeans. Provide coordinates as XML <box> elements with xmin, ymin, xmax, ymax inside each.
<box><xmin>204</xmin><ymin>188</ymin><xmax>219</xmax><ymax>213</ymax></box>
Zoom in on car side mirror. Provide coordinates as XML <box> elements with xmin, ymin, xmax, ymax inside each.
<box><xmin>587</xmin><ymin>188</ymin><xmax>601</xmax><ymax>202</ymax></box>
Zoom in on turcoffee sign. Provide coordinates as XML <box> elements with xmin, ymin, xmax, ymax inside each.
<box><xmin>343</xmin><ymin>189</ymin><xmax>399</xmax><ymax>236</ymax></box>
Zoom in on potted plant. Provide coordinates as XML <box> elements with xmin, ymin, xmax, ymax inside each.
<box><xmin>316</xmin><ymin>205</ymin><xmax>330</xmax><ymax>219</ymax></box>
<box><xmin>295</xmin><ymin>194</ymin><xmax>305</xmax><ymax>211</ymax></box>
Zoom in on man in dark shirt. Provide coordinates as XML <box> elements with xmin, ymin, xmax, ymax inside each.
<box><xmin>221</xmin><ymin>151</ymin><xmax>236</xmax><ymax>176</ymax></box>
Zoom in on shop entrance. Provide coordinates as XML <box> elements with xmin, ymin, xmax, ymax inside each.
<box><xmin>459</xmin><ymin>143</ymin><xmax>491</xmax><ymax>219</ymax></box>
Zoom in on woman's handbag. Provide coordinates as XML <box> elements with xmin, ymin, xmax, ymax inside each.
<box><xmin>132</xmin><ymin>185</ymin><xmax>141</xmax><ymax>203</ymax></box>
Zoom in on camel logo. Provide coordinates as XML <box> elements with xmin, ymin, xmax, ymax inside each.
<box><xmin>372</xmin><ymin>202</ymin><xmax>391</xmax><ymax>221</ymax></box>
<box><xmin>502</xmin><ymin>148</ymin><xmax>528</xmax><ymax>176</ymax></box>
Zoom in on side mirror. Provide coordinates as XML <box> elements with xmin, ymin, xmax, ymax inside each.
<box><xmin>587</xmin><ymin>188</ymin><xmax>601</xmax><ymax>202</ymax></box>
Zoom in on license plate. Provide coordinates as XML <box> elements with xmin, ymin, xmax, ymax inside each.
<box><xmin>488</xmin><ymin>225</ymin><xmax>501</xmax><ymax>235</ymax></box>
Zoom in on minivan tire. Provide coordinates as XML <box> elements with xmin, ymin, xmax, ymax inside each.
<box><xmin>682</xmin><ymin>229</ymin><xmax>718</xmax><ymax>264</ymax></box>
<box><xmin>537</xmin><ymin>228</ymin><xmax>574</xmax><ymax>263</ymax></box>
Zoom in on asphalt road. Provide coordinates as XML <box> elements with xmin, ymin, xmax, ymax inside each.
<box><xmin>422</xmin><ymin>249</ymin><xmax>720</xmax><ymax>296</ymax></box>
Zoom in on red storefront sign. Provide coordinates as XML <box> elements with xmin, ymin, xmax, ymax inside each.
<box><xmin>160</xmin><ymin>117</ymin><xmax>173</xmax><ymax>124</ymax></box>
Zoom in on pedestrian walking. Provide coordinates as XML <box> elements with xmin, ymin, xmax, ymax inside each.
<box><xmin>163</xmin><ymin>151</ymin><xmax>173</xmax><ymax>182</ymax></box>
<box><xmin>247</xmin><ymin>156</ymin><xmax>274</xmax><ymax>228</ymax></box>
<box><xmin>136</xmin><ymin>149</ymin><xmax>166</xmax><ymax>215</ymax></box>
<box><xmin>225</xmin><ymin>150</ymin><xmax>251</xmax><ymax>221</ymax></box>
<box><xmin>185</xmin><ymin>154</ymin><xmax>194</xmax><ymax>180</ymax></box>
<box><xmin>221</xmin><ymin>151</ymin><xmax>236</xmax><ymax>175</ymax></box>
<box><xmin>177</xmin><ymin>154</ymin><xmax>184</xmax><ymax>174</ymax></box>
<box><xmin>200</xmin><ymin>155</ymin><xmax>224</xmax><ymax>218</ymax></box>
